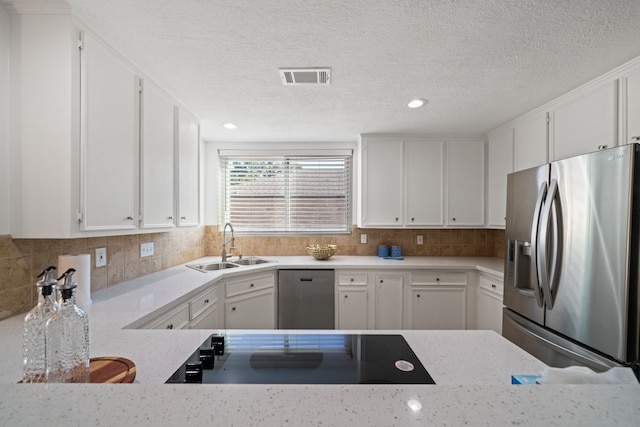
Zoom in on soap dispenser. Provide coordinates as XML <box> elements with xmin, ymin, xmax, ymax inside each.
<box><xmin>45</xmin><ymin>268</ymin><xmax>90</xmax><ymax>383</ymax></box>
<box><xmin>22</xmin><ymin>266</ymin><xmax>58</xmax><ymax>383</ymax></box>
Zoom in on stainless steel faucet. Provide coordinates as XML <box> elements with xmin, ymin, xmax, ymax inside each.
<box><xmin>221</xmin><ymin>222</ymin><xmax>236</xmax><ymax>262</ymax></box>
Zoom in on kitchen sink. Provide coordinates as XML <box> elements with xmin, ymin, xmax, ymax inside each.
<box><xmin>187</xmin><ymin>262</ymin><xmax>240</xmax><ymax>272</ymax></box>
<box><xmin>230</xmin><ymin>257</ymin><xmax>272</xmax><ymax>266</ymax></box>
<box><xmin>187</xmin><ymin>258</ymin><xmax>274</xmax><ymax>272</ymax></box>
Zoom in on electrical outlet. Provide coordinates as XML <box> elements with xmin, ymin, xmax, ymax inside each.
<box><xmin>140</xmin><ymin>242</ymin><xmax>154</xmax><ymax>258</ymax></box>
<box><xmin>360</xmin><ymin>234</ymin><xmax>367</xmax><ymax>244</ymax></box>
<box><xmin>417</xmin><ymin>235</ymin><xmax>424</xmax><ymax>245</ymax></box>
<box><xmin>95</xmin><ymin>247</ymin><xmax>107</xmax><ymax>267</ymax></box>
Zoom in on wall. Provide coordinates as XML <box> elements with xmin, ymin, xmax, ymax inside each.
<box><xmin>0</xmin><ymin>228</ymin><xmax>207</xmax><ymax>320</ymax></box>
<box><xmin>206</xmin><ymin>225</ymin><xmax>505</xmax><ymax>258</ymax></box>
<box><xmin>0</xmin><ymin>226</ymin><xmax>503</xmax><ymax>321</ymax></box>
<box><xmin>0</xmin><ymin>4</ymin><xmax>9</xmax><ymax>235</ymax></box>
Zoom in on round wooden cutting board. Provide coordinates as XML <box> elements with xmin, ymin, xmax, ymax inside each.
<box><xmin>89</xmin><ymin>357</ymin><xmax>136</xmax><ymax>383</ymax></box>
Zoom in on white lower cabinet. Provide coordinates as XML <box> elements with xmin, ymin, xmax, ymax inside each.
<box><xmin>146</xmin><ymin>303</ymin><xmax>190</xmax><ymax>330</ymax></box>
<box><xmin>374</xmin><ymin>274</ymin><xmax>403</xmax><ymax>329</ymax></box>
<box><xmin>476</xmin><ymin>274</ymin><xmax>504</xmax><ymax>334</ymax></box>
<box><xmin>189</xmin><ymin>287</ymin><xmax>220</xmax><ymax>329</ymax></box>
<box><xmin>404</xmin><ymin>271</ymin><xmax>468</xmax><ymax>330</ymax></box>
<box><xmin>224</xmin><ymin>272</ymin><xmax>276</xmax><ymax>329</ymax></box>
<box><xmin>337</xmin><ymin>288</ymin><xmax>369</xmax><ymax>330</ymax></box>
<box><xmin>336</xmin><ymin>270</ymin><xmax>369</xmax><ymax>329</ymax></box>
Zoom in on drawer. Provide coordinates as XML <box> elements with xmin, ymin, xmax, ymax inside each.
<box><xmin>479</xmin><ymin>275</ymin><xmax>504</xmax><ymax>296</ymax></box>
<box><xmin>148</xmin><ymin>304</ymin><xmax>189</xmax><ymax>330</ymax></box>
<box><xmin>226</xmin><ymin>273</ymin><xmax>275</xmax><ymax>298</ymax></box>
<box><xmin>190</xmin><ymin>287</ymin><xmax>218</xmax><ymax>320</ymax></box>
<box><xmin>337</xmin><ymin>271</ymin><xmax>368</xmax><ymax>286</ymax></box>
<box><xmin>410</xmin><ymin>271</ymin><xmax>468</xmax><ymax>286</ymax></box>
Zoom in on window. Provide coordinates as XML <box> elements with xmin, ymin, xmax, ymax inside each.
<box><xmin>219</xmin><ymin>151</ymin><xmax>352</xmax><ymax>234</ymax></box>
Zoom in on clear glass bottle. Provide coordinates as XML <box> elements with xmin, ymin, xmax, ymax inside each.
<box><xmin>23</xmin><ymin>266</ymin><xmax>58</xmax><ymax>383</ymax></box>
<box><xmin>45</xmin><ymin>268</ymin><xmax>90</xmax><ymax>383</ymax></box>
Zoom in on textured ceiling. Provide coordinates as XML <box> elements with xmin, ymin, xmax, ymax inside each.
<box><xmin>53</xmin><ymin>1</ymin><xmax>640</xmax><ymax>141</ymax></box>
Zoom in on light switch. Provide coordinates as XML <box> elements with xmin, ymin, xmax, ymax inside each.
<box><xmin>140</xmin><ymin>242</ymin><xmax>154</xmax><ymax>258</ymax></box>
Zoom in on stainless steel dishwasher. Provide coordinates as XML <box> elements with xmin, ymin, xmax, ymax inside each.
<box><xmin>278</xmin><ymin>269</ymin><xmax>335</xmax><ymax>329</ymax></box>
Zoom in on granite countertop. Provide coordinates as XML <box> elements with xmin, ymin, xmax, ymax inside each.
<box><xmin>1</xmin><ymin>256</ymin><xmax>638</xmax><ymax>426</ymax></box>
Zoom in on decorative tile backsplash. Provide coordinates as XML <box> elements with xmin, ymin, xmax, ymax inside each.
<box><xmin>0</xmin><ymin>226</ymin><xmax>504</xmax><ymax>320</ymax></box>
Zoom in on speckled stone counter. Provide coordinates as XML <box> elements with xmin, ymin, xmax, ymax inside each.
<box><xmin>1</xmin><ymin>256</ymin><xmax>638</xmax><ymax>426</ymax></box>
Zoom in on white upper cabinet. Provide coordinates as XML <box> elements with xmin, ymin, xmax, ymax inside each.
<box><xmin>405</xmin><ymin>141</ymin><xmax>444</xmax><ymax>226</ymax></box>
<box><xmin>359</xmin><ymin>136</ymin><xmax>484</xmax><ymax>228</ymax></box>
<box><xmin>487</xmin><ymin>129</ymin><xmax>513</xmax><ymax>228</ymax></box>
<box><xmin>446</xmin><ymin>140</ymin><xmax>485</xmax><ymax>227</ymax></box>
<box><xmin>551</xmin><ymin>80</ymin><xmax>617</xmax><ymax>160</ymax></box>
<box><xmin>623</xmin><ymin>66</ymin><xmax>640</xmax><ymax>145</ymax></box>
<box><xmin>176</xmin><ymin>108</ymin><xmax>201</xmax><ymax>227</ymax></box>
<box><xmin>140</xmin><ymin>79</ymin><xmax>175</xmax><ymax>228</ymax></box>
<box><xmin>81</xmin><ymin>32</ymin><xmax>139</xmax><ymax>231</ymax></box>
<box><xmin>514</xmin><ymin>112</ymin><xmax>548</xmax><ymax>171</ymax></box>
<box><xmin>359</xmin><ymin>138</ymin><xmax>404</xmax><ymax>227</ymax></box>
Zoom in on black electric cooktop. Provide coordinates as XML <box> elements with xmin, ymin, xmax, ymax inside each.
<box><xmin>166</xmin><ymin>333</ymin><xmax>435</xmax><ymax>384</ymax></box>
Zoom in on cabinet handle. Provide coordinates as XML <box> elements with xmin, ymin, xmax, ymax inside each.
<box><xmin>166</xmin><ymin>324</ymin><xmax>173</xmax><ymax>329</ymax></box>
<box><xmin>168</xmin><ymin>216</ymin><xmax>173</xmax><ymax>220</ymax></box>
<box><xmin>416</xmin><ymin>294</ymin><xmax>420</xmax><ymax>298</ymax></box>
<box><xmin>344</xmin><ymin>295</ymin><xmax>348</xmax><ymax>299</ymax></box>
<box><xmin>632</xmin><ymin>136</ymin><xmax>640</xmax><ymax>142</ymax></box>
<box><xmin>231</xmin><ymin>307</ymin><xmax>236</xmax><ymax>311</ymax></box>
<box><xmin>181</xmin><ymin>216</ymin><xmax>186</xmax><ymax>220</ymax></box>
<box><xmin>491</xmin><ymin>284</ymin><xmax>496</xmax><ymax>289</ymax></box>
<box><xmin>126</xmin><ymin>216</ymin><xmax>134</xmax><ymax>220</ymax></box>
<box><xmin>250</xmin><ymin>283</ymin><xmax>254</xmax><ymax>288</ymax></box>
<box><xmin>350</xmin><ymin>278</ymin><xmax>354</xmax><ymax>282</ymax></box>
<box><xmin>204</xmin><ymin>299</ymin><xmax>209</xmax><ymax>304</ymax></box>
<box><xmin>451</xmin><ymin>218</ymin><xmax>456</xmax><ymax>222</ymax></box>
<box><xmin>395</xmin><ymin>217</ymin><xmax>399</xmax><ymax>222</ymax></box>
<box><xmin>597</xmin><ymin>144</ymin><xmax>608</xmax><ymax>150</ymax></box>
<box><xmin>436</xmin><ymin>277</ymin><xmax>440</xmax><ymax>282</ymax></box>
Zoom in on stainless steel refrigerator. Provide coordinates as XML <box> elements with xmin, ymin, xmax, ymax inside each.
<box><xmin>503</xmin><ymin>144</ymin><xmax>640</xmax><ymax>376</ymax></box>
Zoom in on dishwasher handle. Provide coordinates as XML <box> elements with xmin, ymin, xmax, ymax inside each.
<box><xmin>299</xmin><ymin>278</ymin><xmax>313</xmax><ymax>281</ymax></box>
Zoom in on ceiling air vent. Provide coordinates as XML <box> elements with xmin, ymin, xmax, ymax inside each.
<box><xmin>279</xmin><ymin>68</ymin><xmax>331</xmax><ymax>85</ymax></box>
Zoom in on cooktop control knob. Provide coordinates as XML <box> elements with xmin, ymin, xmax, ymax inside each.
<box><xmin>199</xmin><ymin>348</ymin><xmax>215</xmax><ymax>369</ymax></box>
<box><xmin>184</xmin><ymin>361</ymin><xmax>203</xmax><ymax>383</ymax></box>
<box><xmin>211</xmin><ymin>335</ymin><xmax>225</xmax><ymax>356</ymax></box>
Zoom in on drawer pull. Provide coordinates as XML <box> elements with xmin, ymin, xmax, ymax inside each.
<box><xmin>166</xmin><ymin>324</ymin><xmax>173</xmax><ymax>329</ymax></box>
<box><xmin>416</xmin><ymin>294</ymin><xmax>421</xmax><ymax>298</ymax></box>
<box><xmin>491</xmin><ymin>284</ymin><xmax>496</xmax><ymax>289</ymax></box>
<box><xmin>232</xmin><ymin>307</ymin><xmax>236</xmax><ymax>311</ymax></box>
<box><xmin>204</xmin><ymin>299</ymin><xmax>210</xmax><ymax>304</ymax></box>
<box><xmin>300</xmin><ymin>278</ymin><xmax>313</xmax><ymax>282</ymax></box>
<box><xmin>250</xmin><ymin>283</ymin><xmax>254</xmax><ymax>288</ymax></box>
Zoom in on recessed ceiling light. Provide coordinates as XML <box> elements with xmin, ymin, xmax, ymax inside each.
<box><xmin>407</xmin><ymin>98</ymin><xmax>428</xmax><ymax>108</ymax></box>
<box><xmin>222</xmin><ymin>122</ymin><xmax>237</xmax><ymax>130</ymax></box>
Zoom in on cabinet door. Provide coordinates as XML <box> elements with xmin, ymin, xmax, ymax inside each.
<box><xmin>405</xmin><ymin>141</ymin><xmax>444</xmax><ymax>226</ymax></box>
<box><xmin>338</xmin><ymin>288</ymin><xmax>368</xmax><ymax>330</ymax></box>
<box><xmin>477</xmin><ymin>289</ymin><xmax>503</xmax><ymax>334</ymax></box>
<box><xmin>189</xmin><ymin>304</ymin><xmax>220</xmax><ymax>329</ymax></box>
<box><xmin>411</xmin><ymin>287</ymin><xmax>466</xmax><ymax>330</ymax></box>
<box><xmin>446</xmin><ymin>140</ymin><xmax>485</xmax><ymax>226</ymax></box>
<box><xmin>374</xmin><ymin>275</ymin><xmax>402</xmax><ymax>329</ymax></box>
<box><xmin>552</xmin><ymin>81</ymin><xmax>617</xmax><ymax>160</ymax></box>
<box><xmin>140</xmin><ymin>79</ymin><xmax>175</xmax><ymax>228</ymax></box>
<box><xmin>177</xmin><ymin>108</ymin><xmax>200</xmax><ymax>227</ymax></box>
<box><xmin>514</xmin><ymin>113</ymin><xmax>548</xmax><ymax>171</ymax></box>
<box><xmin>80</xmin><ymin>32</ymin><xmax>138</xmax><ymax>230</ymax></box>
<box><xmin>360</xmin><ymin>139</ymin><xmax>403</xmax><ymax>227</ymax></box>
<box><xmin>487</xmin><ymin>129</ymin><xmax>513</xmax><ymax>228</ymax></box>
<box><xmin>225</xmin><ymin>289</ymin><xmax>275</xmax><ymax>329</ymax></box>
<box><xmin>626</xmin><ymin>68</ymin><xmax>640</xmax><ymax>145</ymax></box>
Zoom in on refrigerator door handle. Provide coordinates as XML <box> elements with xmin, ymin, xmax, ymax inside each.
<box><xmin>538</xmin><ymin>179</ymin><xmax>558</xmax><ymax>309</ymax></box>
<box><xmin>530</xmin><ymin>182</ymin><xmax>547</xmax><ymax>307</ymax></box>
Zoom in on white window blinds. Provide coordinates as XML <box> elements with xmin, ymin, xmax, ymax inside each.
<box><xmin>219</xmin><ymin>152</ymin><xmax>352</xmax><ymax>234</ymax></box>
